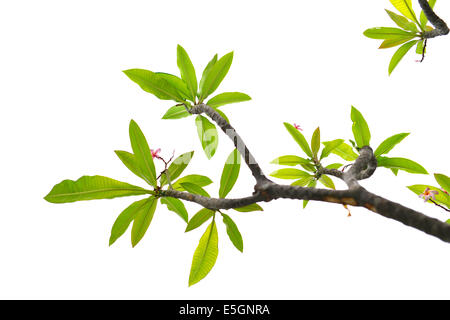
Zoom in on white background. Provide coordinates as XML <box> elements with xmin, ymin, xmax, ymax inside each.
<box><xmin>1</xmin><ymin>0</ymin><xmax>450</xmax><ymax>299</ymax></box>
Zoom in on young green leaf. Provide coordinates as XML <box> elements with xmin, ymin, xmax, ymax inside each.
<box><xmin>219</xmin><ymin>149</ymin><xmax>241</xmax><ymax>198</ymax></box>
<box><xmin>379</xmin><ymin>36</ymin><xmax>416</xmax><ymax>49</ymax></box>
<box><xmin>322</xmin><ymin>141</ymin><xmax>359</xmax><ymax>161</ymax></box>
<box><xmin>114</xmin><ymin>150</ymin><xmax>146</xmax><ymax>182</ymax></box>
<box><xmin>377</xmin><ymin>156</ymin><xmax>428</xmax><ymax>174</ymax></box>
<box><xmin>300</xmin><ymin>163</ymin><xmax>317</xmax><ymax>173</ymax></box>
<box><xmin>435</xmin><ymin>173</ymin><xmax>450</xmax><ymax>192</ymax></box>
<box><xmin>283</xmin><ymin>122</ymin><xmax>313</xmax><ymax>158</ymax></box>
<box><xmin>319</xmin><ymin>174</ymin><xmax>336</xmax><ymax>190</ymax></box>
<box><xmin>271</xmin><ymin>155</ymin><xmax>312</xmax><ymax>166</ymax></box>
<box><xmin>389</xmin><ymin>0</ymin><xmax>418</xmax><ymax>22</ymax></box>
<box><xmin>160</xmin><ymin>197</ymin><xmax>189</xmax><ymax>223</ymax></box>
<box><xmin>155</xmin><ymin>72</ymin><xmax>191</xmax><ymax>100</ymax></box>
<box><xmin>206</xmin><ymin>92</ymin><xmax>251</xmax><ymax>108</ymax></box>
<box><xmin>177</xmin><ymin>45</ymin><xmax>197</xmax><ymax>100</ymax></box>
<box><xmin>195</xmin><ymin>115</ymin><xmax>219</xmax><ymax>159</ymax></box>
<box><xmin>160</xmin><ymin>151</ymin><xmax>194</xmax><ymax>186</ymax></box>
<box><xmin>189</xmin><ymin>219</ymin><xmax>219</xmax><ymax>286</ymax></box>
<box><xmin>221</xmin><ymin>213</ymin><xmax>243</xmax><ymax>252</ymax></box>
<box><xmin>325</xmin><ymin>163</ymin><xmax>343</xmax><ymax>170</ymax></box>
<box><xmin>416</xmin><ymin>39</ymin><xmax>425</xmax><ymax>55</ymax></box>
<box><xmin>303</xmin><ymin>179</ymin><xmax>317</xmax><ymax>209</ymax></box>
<box><xmin>131</xmin><ymin>197</ymin><xmax>158</xmax><ymax>247</ymax></box>
<box><xmin>185</xmin><ymin>208</ymin><xmax>215</xmax><ymax>232</ymax></box>
<box><xmin>123</xmin><ymin>69</ymin><xmax>185</xmax><ymax>102</ymax></box>
<box><xmin>199</xmin><ymin>52</ymin><xmax>234</xmax><ymax>101</ymax></box>
<box><xmin>109</xmin><ymin>198</ymin><xmax>151</xmax><ymax>246</ymax></box>
<box><xmin>179</xmin><ymin>182</ymin><xmax>210</xmax><ymax>198</ymax></box>
<box><xmin>385</xmin><ymin>9</ymin><xmax>419</xmax><ymax>32</ymax></box>
<box><xmin>320</xmin><ymin>139</ymin><xmax>344</xmax><ymax>160</ymax></box>
<box><xmin>363</xmin><ymin>27</ymin><xmax>416</xmax><ymax>39</ymax></box>
<box><xmin>311</xmin><ymin>127</ymin><xmax>321</xmax><ymax>160</ymax></box>
<box><xmin>351</xmin><ymin>106</ymin><xmax>371</xmax><ymax>148</ymax></box>
<box><xmin>291</xmin><ymin>175</ymin><xmax>315</xmax><ymax>187</ymax></box>
<box><xmin>420</xmin><ymin>0</ymin><xmax>436</xmax><ymax>28</ymax></box>
<box><xmin>374</xmin><ymin>133</ymin><xmax>410</xmax><ymax>157</ymax></box>
<box><xmin>389</xmin><ymin>40</ymin><xmax>418</xmax><ymax>75</ymax></box>
<box><xmin>198</xmin><ymin>54</ymin><xmax>218</xmax><ymax>98</ymax></box>
<box><xmin>162</xmin><ymin>105</ymin><xmax>191</xmax><ymax>120</ymax></box>
<box><xmin>270</xmin><ymin>168</ymin><xmax>311</xmax><ymax>179</ymax></box>
<box><xmin>44</xmin><ymin>175</ymin><xmax>149</xmax><ymax>203</ymax></box>
<box><xmin>233</xmin><ymin>203</ymin><xmax>264</xmax><ymax>212</ymax></box>
<box><xmin>173</xmin><ymin>175</ymin><xmax>213</xmax><ymax>190</ymax></box>
<box><xmin>129</xmin><ymin>120</ymin><xmax>157</xmax><ymax>186</ymax></box>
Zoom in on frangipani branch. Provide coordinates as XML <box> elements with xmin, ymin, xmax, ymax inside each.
<box><xmin>159</xmin><ymin>103</ymin><xmax>450</xmax><ymax>243</ymax></box>
<box><xmin>419</xmin><ymin>0</ymin><xmax>449</xmax><ymax>38</ymax></box>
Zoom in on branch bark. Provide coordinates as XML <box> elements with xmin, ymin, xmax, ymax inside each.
<box><xmin>418</xmin><ymin>0</ymin><xmax>449</xmax><ymax>38</ymax></box>
<box><xmin>161</xmin><ymin>103</ymin><xmax>450</xmax><ymax>244</ymax></box>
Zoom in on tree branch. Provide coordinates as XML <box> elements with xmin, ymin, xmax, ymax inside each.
<box><xmin>418</xmin><ymin>0</ymin><xmax>449</xmax><ymax>38</ymax></box>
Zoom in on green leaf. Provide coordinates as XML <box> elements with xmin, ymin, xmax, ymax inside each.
<box><xmin>221</xmin><ymin>213</ymin><xmax>243</xmax><ymax>252</ymax></box>
<box><xmin>319</xmin><ymin>174</ymin><xmax>335</xmax><ymax>190</ymax></box>
<box><xmin>109</xmin><ymin>198</ymin><xmax>151</xmax><ymax>246</ymax></box>
<box><xmin>435</xmin><ymin>173</ymin><xmax>450</xmax><ymax>192</ymax></box>
<box><xmin>300</xmin><ymin>163</ymin><xmax>316</xmax><ymax>173</ymax></box>
<box><xmin>160</xmin><ymin>151</ymin><xmax>194</xmax><ymax>186</ymax></box>
<box><xmin>271</xmin><ymin>155</ymin><xmax>312</xmax><ymax>166</ymax></box>
<box><xmin>379</xmin><ymin>36</ymin><xmax>416</xmax><ymax>49</ymax></box>
<box><xmin>416</xmin><ymin>39</ymin><xmax>425</xmax><ymax>55</ymax></box>
<box><xmin>219</xmin><ymin>149</ymin><xmax>241</xmax><ymax>198</ymax></box>
<box><xmin>374</xmin><ymin>133</ymin><xmax>410</xmax><ymax>157</ymax></box>
<box><xmin>389</xmin><ymin>0</ymin><xmax>418</xmax><ymax>22</ymax></box>
<box><xmin>283</xmin><ymin>122</ymin><xmax>313</xmax><ymax>158</ymax></box>
<box><xmin>173</xmin><ymin>175</ymin><xmax>213</xmax><ymax>190</ymax></box>
<box><xmin>179</xmin><ymin>182</ymin><xmax>210</xmax><ymax>198</ymax></box>
<box><xmin>177</xmin><ymin>45</ymin><xmax>197</xmax><ymax>100</ymax></box>
<box><xmin>385</xmin><ymin>9</ymin><xmax>419</xmax><ymax>32</ymax></box>
<box><xmin>185</xmin><ymin>208</ymin><xmax>215</xmax><ymax>232</ymax></box>
<box><xmin>407</xmin><ymin>184</ymin><xmax>450</xmax><ymax>208</ymax></box>
<box><xmin>351</xmin><ymin>106</ymin><xmax>371</xmax><ymax>148</ymax></box>
<box><xmin>233</xmin><ymin>203</ymin><xmax>264</xmax><ymax>212</ymax></box>
<box><xmin>420</xmin><ymin>0</ymin><xmax>436</xmax><ymax>28</ymax></box>
<box><xmin>129</xmin><ymin>120</ymin><xmax>157</xmax><ymax>186</ymax></box>
<box><xmin>195</xmin><ymin>115</ymin><xmax>219</xmax><ymax>159</ymax></box>
<box><xmin>160</xmin><ymin>197</ymin><xmax>189</xmax><ymax>223</ymax></box>
<box><xmin>311</xmin><ymin>127</ymin><xmax>321</xmax><ymax>160</ymax></box>
<box><xmin>391</xmin><ymin>168</ymin><xmax>399</xmax><ymax>176</ymax></box>
<box><xmin>320</xmin><ymin>139</ymin><xmax>344</xmax><ymax>160</ymax></box>
<box><xmin>377</xmin><ymin>156</ymin><xmax>428</xmax><ymax>174</ymax></box>
<box><xmin>270</xmin><ymin>168</ymin><xmax>311</xmax><ymax>179</ymax></box>
<box><xmin>325</xmin><ymin>163</ymin><xmax>343</xmax><ymax>170</ymax></box>
<box><xmin>199</xmin><ymin>52</ymin><xmax>234</xmax><ymax>100</ymax></box>
<box><xmin>323</xmin><ymin>141</ymin><xmax>358</xmax><ymax>161</ymax></box>
<box><xmin>44</xmin><ymin>175</ymin><xmax>149</xmax><ymax>203</ymax></box>
<box><xmin>123</xmin><ymin>69</ymin><xmax>185</xmax><ymax>102</ymax></box>
<box><xmin>291</xmin><ymin>175</ymin><xmax>315</xmax><ymax>187</ymax></box>
<box><xmin>162</xmin><ymin>105</ymin><xmax>191</xmax><ymax>120</ymax></box>
<box><xmin>155</xmin><ymin>72</ymin><xmax>191</xmax><ymax>100</ymax></box>
<box><xmin>389</xmin><ymin>40</ymin><xmax>418</xmax><ymax>75</ymax></box>
<box><xmin>131</xmin><ymin>197</ymin><xmax>158</xmax><ymax>247</ymax></box>
<box><xmin>198</xmin><ymin>54</ymin><xmax>218</xmax><ymax>98</ymax></box>
<box><xmin>207</xmin><ymin>92</ymin><xmax>251</xmax><ymax>108</ymax></box>
<box><xmin>189</xmin><ymin>219</ymin><xmax>219</xmax><ymax>286</ymax></box>
<box><xmin>114</xmin><ymin>150</ymin><xmax>146</xmax><ymax>182</ymax></box>
<box><xmin>363</xmin><ymin>27</ymin><xmax>416</xmax><ymax>39</ymax></box>
<box><xmin>303</xmin><ymin>179</ymin><xmax>317</xmax><ymax>209</ymax></box>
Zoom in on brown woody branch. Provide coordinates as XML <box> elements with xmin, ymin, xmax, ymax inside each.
<box><xmin>159</xmin><ymin>103</ymin><xmax>450</xmax><ymax>244</ymax></box>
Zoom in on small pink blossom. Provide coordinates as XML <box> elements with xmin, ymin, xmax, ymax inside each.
<box><xmin>293</xmin><ymin>123</ymin><xmax>303</xmax><ymax>131</ymax></box>
<box><xmin>419</xmin><ymin>187</ymin><xmax>439</xmax><ymax>202</ymax></box>
<box><xmin>150</xmin><ymin>148</ymin><xmax>161</xmax><ymax>159</ymax></box>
